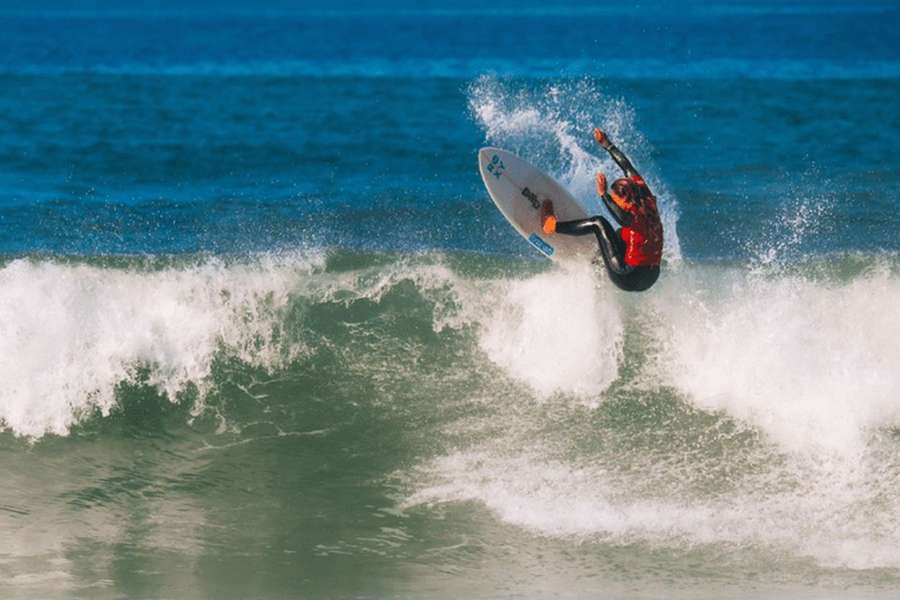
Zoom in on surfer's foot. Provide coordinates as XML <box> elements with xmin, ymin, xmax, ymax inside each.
<box><xmin>540</xmin><ymin>200</ymin><xmax>557</xmax><ymax>234</ymax></box>
<box><xmin>595</xmin><ymin>172</ymin><xmax>607</xmax><ymax>197</ymax></box>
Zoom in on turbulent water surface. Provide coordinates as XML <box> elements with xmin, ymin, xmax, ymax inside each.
<box><xmin>2</xmin><ymin>1</ymin><xmax>900</xmax><ymax>598</ymax></box>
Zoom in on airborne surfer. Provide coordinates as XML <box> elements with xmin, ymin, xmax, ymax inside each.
<box><xmin>540</xmin><ymin>128</ymin><xmax>663</xmax><ymax>291</ymax></box>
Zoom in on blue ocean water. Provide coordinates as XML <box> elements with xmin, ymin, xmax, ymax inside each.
<box><xmin>1</xmin><ymin>0</ymin><xmax>898</xmax><ymax>258</ymax></box>
<box><xmin>2</xmin><ymin>2</ymin><xmax>900</xmax><ymax>599</ymax></box>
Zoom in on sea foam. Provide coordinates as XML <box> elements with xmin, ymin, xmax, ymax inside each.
<box><xmin>0</xmin><ymin>253</ymin><xmax>321</xmax><ymax>437</ymax></box>
<box><xmin>477</xmin><ymin>263</ymin><xmax>623</xmax><ymax>399</ymax></box>
<box><xmin>654</xmin><ymin>263</ymin><xmax>900</xmax><ymax>456</ymax></box>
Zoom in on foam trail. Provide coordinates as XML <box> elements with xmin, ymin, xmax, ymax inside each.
<box><xmin>406</xmin><ymin>444</ymin><xmax>900</xmax><ymax>570</ymax></box>
<box><xmin>0</xmin><ymin>253</ymin><xmax>322</xmax><ymax>438</ymax></box>
<box><xmin>468</xmin><ymin>76</ymin><xmax>682</xmax><ymax>264</ymax></box>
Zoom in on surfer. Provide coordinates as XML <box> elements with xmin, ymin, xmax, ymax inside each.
<box><xmin>540</xmin><ymin>128</ymin><xmax>663</xmax><ymax>291</ymax></box>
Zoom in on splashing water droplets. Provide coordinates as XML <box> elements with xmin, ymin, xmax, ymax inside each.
<box><xmin>468</xmin><ymin>76</ymin><xmax>682</xmax><ymax>264</ymax></box>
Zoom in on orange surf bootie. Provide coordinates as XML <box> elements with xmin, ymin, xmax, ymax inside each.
<box><xmin>540</xmin><ymin>199</ymin><xmax>557</xmax><ymax>234</ymax></box>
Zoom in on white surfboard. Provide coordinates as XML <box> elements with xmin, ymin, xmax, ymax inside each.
<box><xmin>478</xmin><ymin>147</ymin><xmax>597</xmax><ymax>261</ymax></box>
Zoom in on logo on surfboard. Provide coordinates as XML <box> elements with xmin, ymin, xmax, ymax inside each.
<box><xmin>486</xmin><ymin>154</ymin><xmax>505</xmax><ymax>179</ymax></box>
<box><xmin>528</xmin><ymin>233</ymin><xmax>554</xmax><ymax>256</ymax></box>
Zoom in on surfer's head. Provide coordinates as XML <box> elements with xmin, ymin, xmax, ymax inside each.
<box><xmin>611</xmin><ymin>178</ymin><xmax>642</xmax><ymax>208</ymax></box>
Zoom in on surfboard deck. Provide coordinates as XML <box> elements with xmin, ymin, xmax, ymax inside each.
<box><xmin>478</xmin><ymin>147</ymin><xmax>598</xmax><ymax>262</ymax></box>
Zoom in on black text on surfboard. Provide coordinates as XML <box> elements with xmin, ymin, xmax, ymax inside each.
<box><xmin>521</xmin><ymin>187</ymin><xmax>540</xmax><ymax>210</ymax></box>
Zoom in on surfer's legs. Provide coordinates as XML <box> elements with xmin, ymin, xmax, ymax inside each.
<box><xmin>555</xmin><ymin>215</ymin><xmax>660</xmax><ymax>291</ymax></box>
<box><xmin>555</xmin><ymin>215</ymin><xmax>629</xmax><ymax>274</ymax></box>
<box><xmin>544</xmin><ymin>201</ymin><xmax>657</xmax><ymax>291</ymax></box>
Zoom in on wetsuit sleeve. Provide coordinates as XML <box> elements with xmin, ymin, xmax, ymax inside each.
<box><xmin>604</xmin><ymin>142</ymin><xmax>641</xmax><ymax>179</ymax></box>
<box><xmin>600</xmin><ymin>193</ymin><xmax>633</xmax><ymax>226</ymax></box>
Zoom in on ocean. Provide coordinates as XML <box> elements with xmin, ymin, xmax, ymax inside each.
<box><xmin>2</xmin><ymin>1</ymin><xmax>900</xmax><ymax>598</ymax></box>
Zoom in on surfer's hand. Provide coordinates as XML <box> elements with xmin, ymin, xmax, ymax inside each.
<box><xmin>593</xmin><ymin>128</ymin><xmax>611</xmax><ymax>148</ymax></box>
<box><xmin>595</xmin><ymin>172</ymin><xmax>607</xmax><ymax>197</ymax></box>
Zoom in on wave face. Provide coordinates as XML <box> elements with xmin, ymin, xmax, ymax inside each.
<box><xmin>2</xmin><ymin>251</ymin><xmax>900</xmax><ymax>584</ymax></box>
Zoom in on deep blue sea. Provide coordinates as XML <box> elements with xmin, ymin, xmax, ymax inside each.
<box><xmin>2</xmin><ymin>2</ymin><xmax>900</xmax><ymax>598</ymax></box>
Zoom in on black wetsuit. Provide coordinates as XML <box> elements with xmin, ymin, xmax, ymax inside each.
<box><xmin>554</xmin><ymin>143</ymin><xmax>661</xmax><ymax>292</ymax></box>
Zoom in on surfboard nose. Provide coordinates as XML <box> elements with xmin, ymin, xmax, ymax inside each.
<box><xmin>478</xmin><ymin>147</ymin><xmax>499</xmax><ymax>167</ymax></box>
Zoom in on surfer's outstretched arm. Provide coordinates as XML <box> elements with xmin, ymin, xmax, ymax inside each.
<box><xmin>593</xmin><ymin>128</ymin><xmax>640</xmax><ymax>179</ymax></box>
